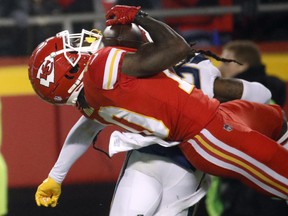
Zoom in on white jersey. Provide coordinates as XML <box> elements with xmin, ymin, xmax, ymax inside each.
<box><xmin>176</xmin><ymin>54</ymin><xmax>221</xmax><ymax>98</ymax></box>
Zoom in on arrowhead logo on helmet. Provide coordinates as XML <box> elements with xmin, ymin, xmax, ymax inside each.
<box><xmin>28</xmin><ymin>29</ymin><xmax>103</xmax><ymax>105</ymax></box>
<box><xmin>37</xmin><ymin>57</ymin><xmax>55</xmax><ymax>87</ymax></box>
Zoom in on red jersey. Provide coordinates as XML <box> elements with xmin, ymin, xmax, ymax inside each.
<box><xmin>83</xmin><ymin>46</ymin><xmax>220</xmax><ymax>141</ymax></box>
<box><xmin>82</xmin><ymin>46</ymin><xmax>288</xmax><ymax>200</ymax></box>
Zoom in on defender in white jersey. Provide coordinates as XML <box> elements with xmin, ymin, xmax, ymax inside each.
<box><xmin>31</xmin><ymin>28</ymin><xmax>272</xmax><ymax>215</ymax></box>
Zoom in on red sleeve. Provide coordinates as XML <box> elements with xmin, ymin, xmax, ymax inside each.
<box><xmin>87</xmin><ymin>47</ymin><xmax>126</xmax><ymax>90</ymax></box>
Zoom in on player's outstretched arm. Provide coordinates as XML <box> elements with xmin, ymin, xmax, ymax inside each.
<box><xmin>213</xmin><ymin>78</ymin><xmax>272</xmax><ymax>103</ymax></box>
<box><xmin>106</xmin><ymin>5</ymin><xmax>191</xmax><ymax>77</ymax></box>
<box><xmin>35</xmin><ymin>116</ymin><xmax>104</xmax><ymax>207</ymax></box>
<box><xmin>48</xmin><ymin>116</ymin><xmax>104</xmax><ymax>183</ymax></box>
<box><xmin>176</xmin><ymin>55</ymin><xmax>271</xmax><ymax>104</ymax></box>
<box><xmin>35</xmin><ymin>177</ymin><xmax>61</xmax><ymax>207</ymax></box>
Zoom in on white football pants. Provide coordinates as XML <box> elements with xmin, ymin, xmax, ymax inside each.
<box><xmin>109</xmin><ymin>150</ymin><xmax>210</xmax><ymax>216</ymax></box>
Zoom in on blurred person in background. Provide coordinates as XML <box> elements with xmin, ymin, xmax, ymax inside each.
<box><xmin>206</xmin><ymin>40</ymin><xmax>288</xmax><ymax>216</ymax></box>
<box><xmin>0</xmin><ymin>0</ymin><xmax>62</xmax><ymax>56</ymax></box>
<box><xmin>218</xmin><ymin>40</ymin><xmax>286</xmax><ymax>107</ymax></box>
<box><xmin>0</xmin><ymin>99</ymin><xmax>8</xmax><ymax>216</ymax></box>
<box><xmin>57</xmin><ymin>0</ymin><xmax>95</xmax><ymax>32</ymax></box>
<box><xmin>161</xmin><ymin>0</ymin><xmax>233</xmax><ymax>46</ymax></box>
<box><xmin>115</xmin><ymin>0</ymin><xmax>155</xmax><ymax>10</ymax></box>
<box><xmin>232</xmin><ymin>0</ymin><xmax>288</xmax><ymax>42</ymax></box>
<box><xmin>0</xmin><ymin>0</ymin><xmax>30</xmax><ymax>56</ymax></box>
<box><xmin>106</xmin><ymin>0</ymin><xmax>233</xmax><ymax>46</ymax></box>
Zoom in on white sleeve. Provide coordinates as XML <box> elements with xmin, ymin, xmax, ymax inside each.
<box><xmin>240</xmin><ymin>79</ymin><xmax>272</xmax><ymax>104</ymax></box>
<box><xmin>49</xmin><ymin>116</ymin><xmax>105</xmax><ymax>183</ymax></box>
<box><xmin>196</xmin><ymin>59</ymin><xmax>221</xmax><ymax>98</ymax></box>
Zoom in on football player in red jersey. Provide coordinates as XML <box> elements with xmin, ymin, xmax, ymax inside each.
<box><xmin>29</xmin><ymin>27</ymin><xmax>211</xmax><ymax>216</ymax></box>
<box><xmin>29</xmin><ymin>5</ymin><xmax>288</xmax><ymax>214</ymax></box>
<box><xmin>92</xmin><ymin>5</ymin><xmax>288</xmax><ymax>198</ymax></box>
<box><xmin>83</xmin><ymin>5</ymin><xmax>288</xmax><ymax>199</ymax></box>
<box><xmin>30</xmin><ymin>49</ymin><xmax>274</xmax><ymax>215</ymax></box>
<box><xmin>29</xmin><ymin>28</ymin><xmax>275</xmax><ymax>215</ymax></box>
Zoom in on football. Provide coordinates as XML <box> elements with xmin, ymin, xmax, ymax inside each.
<box><xmin>103</xmin><ymin>23</ymin><xmax>143</xmax><ymax>48</ymax></box>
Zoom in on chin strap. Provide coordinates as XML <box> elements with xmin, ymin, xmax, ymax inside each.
<box><xmin>66</xmin><ymin>82</ymin><xmax>84</xmax><ymax>105</ymax></box>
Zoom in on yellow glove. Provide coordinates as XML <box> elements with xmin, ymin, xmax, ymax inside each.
<box><xmin>35</xmin><ymin>177</ymin><xmax>61</xmax><ymax>207</ymax></box>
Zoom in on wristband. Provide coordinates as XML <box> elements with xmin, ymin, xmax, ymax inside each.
<box><xmin>240</xmin><ymin>79</ymin><xmax>272</xmax><ymax>104</ymax></box>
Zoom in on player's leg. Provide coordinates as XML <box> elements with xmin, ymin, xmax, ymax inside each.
<box><xmin>128</xmin><ymin>150</ymin><xmax>209</xmax><ymax>216</ymax></box>
<box><xmin>155</xmin><ymin>167</ymin><xmax>209</xmax><ymax>216</ymax></box>
<box><xmin>220</xmin><ymin>100</ymin><xmax>286</xmax><ymax>141</ymax></box>
<box><xmin>221</xmin><ymin>100</ymin><xmax>288</xmax><ymax>148</ymax></box>
<box><xmin>109</xmin><ymin>151</ymin><xmax>162</xmax><ymax>216</ymax></box>
<box><xmin>110</xmin><ymin>150</ymin><xmax>209</xmax><ymax>216</ymax></box>
<box><xmin>180</xmin><ymin>111</ymin><xmax>288</xmax><ymax>200</ymax></box>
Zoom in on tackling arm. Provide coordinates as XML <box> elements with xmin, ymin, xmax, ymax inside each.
<box><xmin>48</xmin><ymin>116</ymin><xmax>104</xmax><ymax>183</ymax></box>
<box><xmin>35</xmin><ymin>116</ymin><xmax>104</xmax><ymax>207</ymax></box>
<box><xmin>175</xmin><ymin>54</ymin><xmax>272</xmax><ymax>104</ymax></box>
<box><xmin>213</xmin><ymin>78</ymin><xmax>272</xmax><ymax>104</ymax></box>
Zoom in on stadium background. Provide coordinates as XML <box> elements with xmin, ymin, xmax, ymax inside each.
<box><xmin>1</xmin><ymin>1</ymin><xmax>288</xmax><ymax>216</ymax></box>
<box><xmin>1</xmin><ymin>44</ymin><xmax>287</xmax><ymax>216</ymax></box>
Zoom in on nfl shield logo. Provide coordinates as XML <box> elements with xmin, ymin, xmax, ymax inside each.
<box><xmin>223</xmin><ymin>124</ymin><xmax>233</xmax><ymax>132</ymax></box>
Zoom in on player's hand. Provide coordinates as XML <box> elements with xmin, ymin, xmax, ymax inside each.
<box><xmin>106</xmin><ymin>5</ymin><xmax>141</xmax><ymax>26</ymax></box>
<box><xmin>35</xmin><ymin>177</ymin><xmax>61</xmax><ymax>207</ymax></box>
